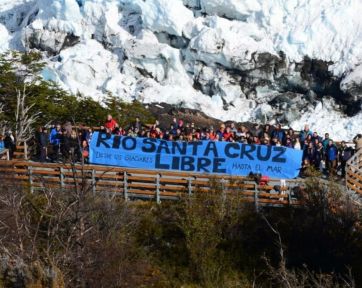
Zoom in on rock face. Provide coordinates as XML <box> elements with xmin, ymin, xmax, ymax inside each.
<box><xmin>1</xmin><ymin>0</ymin><xmax>362</xmax><ymax>140</ymax></box>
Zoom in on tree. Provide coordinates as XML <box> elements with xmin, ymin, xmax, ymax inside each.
<box><xmin>14</xmin><ymin>85</ymin><xmax>40</xmax><ymax>143</ymax></box>
<box><xmin>104</xmin><ymin>94</ymin><xmax>155</xmax><ymax>128</ymax></box>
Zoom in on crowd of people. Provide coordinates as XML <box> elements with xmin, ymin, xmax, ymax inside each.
<box><xmin>1</xmin><ymin>114</ymin><xmax>362</xmax><ymax>178</ymax></box>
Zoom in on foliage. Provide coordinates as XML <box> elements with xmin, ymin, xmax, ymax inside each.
<box><xmin>104</xmin><ymin>94</ymin><xmax>155</xmax><ymax>128</ymax></box>
<box><xmin>1</xmin><ymin>173</ymin><xmax>360</xmax><ymax>288</ymax></box>
<box><xmin>0</xmin><ymin>51</ymin><xmax>154</xmax><ymax>130</ymax></box>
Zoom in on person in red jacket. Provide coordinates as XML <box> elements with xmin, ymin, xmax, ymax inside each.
<box><xmin>223</xmin><ymin>127</ymin><xmax>233</xmax><ymax>142</ymax></box>
<box><xmin>104</xmin><ymin>114</ymin><xmax>118</xmax><ymax>133</ymax></box>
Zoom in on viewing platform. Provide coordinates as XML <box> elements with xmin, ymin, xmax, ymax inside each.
<box><xmin>0</xmin><ymin>149</ymin><xmax>360</xmax><ymax>208</ymax></box>
<box><xmin>0</xmin><ymin>160</ymin><xmax>304</xmax><ymax>207</ymax></box>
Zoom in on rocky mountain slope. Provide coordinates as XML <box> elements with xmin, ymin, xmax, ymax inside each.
<box><xmin>1</xmin><ymin>0</ymin><xmax>362</xmax><ymax>140</ymax></box>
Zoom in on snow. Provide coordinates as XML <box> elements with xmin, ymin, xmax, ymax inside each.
<box><xmin>47</xmin><ymin>39</ymin><xmax>123</xmax><ymax>101</ymax></box>
<box><xmin>0</xmin><ymin>24</ymin><xmax>10</xmax><ymax>52</ymax></box>
<box><xmin>0</xmin><ymin>0</ymin><xmax>362</xmax><ymax>140</ymax></box>
<box><xmin>341</xmin><ymin>65</ymin><xmax>362</xmax><ymax>99</ymax></box>
<box><xmin>121</xmin><ymin>0</ymin><xmax>194</xmax><ymax>37</ymax></box>
<box><xmin>291</xmin><ymin>100</ymin><xmax>362</xmax><ymax>142</ymax></box>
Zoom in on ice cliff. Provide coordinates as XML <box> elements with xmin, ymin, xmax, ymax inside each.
<box><xmin>1</xmin><ymin>0</ymin><xmax>362</xmax><ymax>140</ymax></box>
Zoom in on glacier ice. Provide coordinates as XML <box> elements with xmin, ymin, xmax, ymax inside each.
<box><xmin>0</xmin><ymin>0</ymin><xmax>362</xmax><ymax>140</ymax></box>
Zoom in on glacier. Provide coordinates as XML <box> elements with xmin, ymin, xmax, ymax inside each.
<box><xmin>0</xmin><ymin>0</ymin><xmax>362</xmax><ymax>140</ymax></box>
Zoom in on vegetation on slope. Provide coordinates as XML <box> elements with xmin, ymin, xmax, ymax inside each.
<box><xmin>0</xmin><ymin>174</ymin><xmax>360</xmax><ymax>287</ymax></box>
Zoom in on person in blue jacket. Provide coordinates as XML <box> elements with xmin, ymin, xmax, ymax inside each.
<box><xmin>271</xmin><ymin>124</ymin><xmax>285</xmax><ymax>144</ymax></box>
<box><xmin>299</xmin><ymin>124</ymin><xmax>313</xmax><ymax>149</ymax></box>
<box><xmin>49</xmin><ymin>124</ymin><xmax>63</xmax><ymax>161</ymax></box>
<box><xmin>0</xmin><ymin>134</ymin><xmax>4</xmax><ymax>151</ymax></box>
<box><xmin>325</xmin><ymin>139</ymin><xmax>338</xmax><ymax>176</ymax></box>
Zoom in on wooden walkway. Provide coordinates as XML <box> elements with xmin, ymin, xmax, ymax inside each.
<box><xmin>0</xmin><ymin>150</ymin><xmax>360</xmax><ymax>208</ymax></box>
<box><xmin>346</xmin><ymin>149</ymin><xmax>362</xmax><ymax>197</ymax></box>
<box><xmin>0</xmin><ymin>160</ymin><xmax>304</xmax><ymax>207</ymax></box>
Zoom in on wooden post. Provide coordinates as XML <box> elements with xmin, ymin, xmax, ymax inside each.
<box><xmin>254</xmin><ymin>183</ymin><xmax>259</xmax><ymax>212</ymax></box>
<box><xmin>287</xmin><ymin>187</ymin><xmax>292</xmax><ymax>206</ymax></box>
<box><xmin>123</xmin><ymin>171</ymin><xmax>128</xmax><ymax>201</ymax></box>
<box><xmin>28</xmin><ymin>165</ymin><xmax>33</xmax><ymax>194</ymax></box>
<box><xmin>24</xmin><ymin>142</ymin><xmax>28</xmax><ymax>160</ymax></box>
<box><xmin>156</xmin><ymin>174</ymin><xmax>160</xmax><ymax>204</ymax></box>
<box><xmin>188</xmin><ymin>177</ymin><xmax>193</xmax><ymax>195</ymax></box>
<box><xmin>60</xmin><ymin>167</ymin><xmax>64</xmax><ymax>189</ymax></box>
<box><xmin>221</xmin><ymin>178</ymin><xmax>226</xmax><ymax>201</ymax></box>
<box><xmin>91</xmin><ymin>169</ymin><xmax>96</xmax><ymax>196</ymax></box>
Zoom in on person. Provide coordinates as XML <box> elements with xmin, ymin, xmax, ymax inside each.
<box><xmin>312</xmin><ymin>131</ymin><xmax>322</xmax><ymax>144</ymax></box>
<box><xmin>299</xmin><ymin>124</ymin><xmax>312</xmax><ymax>149</ymax></box>
<box><xmin>49</xmin><ymin>124</ymin><xmax>62</xmax><ymax>161</ymax></box>
<box><xmin>338</xmin><ymin>141</ymin><xmax>354</xmax><ymax>177</ymax></box>
<box><xmin>104</xmin><ymin>114</ymin><xmax>118</xmax><ymax>132</ymax></box>
<box><xmin>230</xmin><ymin>122</ymin><xmax>238</xmax><ymax>134</ymax></box>
<box><xmin>132</xmin><ymin>117</ymin><xmax>143</xmax><ymax>131</ymax></box>
<box><xmin>39</xmin><ymin>127</ymin><xmax>49</xmax><ymax>162</ymax></box>
<box><xmin>223</xmin><ymin>126</ymin><xmax>233</xmax><ymax>142</ymax></box>
<box><xmin>322</xmin><ymin>133</ymin><xmax>330</xmax><ymax>150</ymax></box>
<box><xmin>259</xmin><ymin>175</ymin><xmax>270</xmax><ymax>186</ymax></box>
<box><xmin>325</xmin><ymin>139</ymin><xmax>338</xmax><ymax>176</ymax></box>
<box><xmin>285</xmin><ymin>137</ymin><xmax>293</xmax><ymax>148</ymax></box>
<box><xmin>0</xmin><ymin>135</ymin><xmax>6</xmax><ymax>159</ymax></box>
<box><xmin>300</xmin><ymin>159</ymin><xmax>311</xmax><ymax>178</ymax></box>
<box><xmin>63</xmin><ymin>130</ymin><xmax>80</xmax><ymax>162</ymax></box>
<box><xmin>209</xmin><ymin>127</ymin><xmax>217</xmax><ymax>140</ymax></box>
<box><xmin>4</xmin><ymin>131</ymin><xmax>16</xmax><ymax>160</ymax></box>
<box><xmin>314</xmin><ymin>142</ymin><xmax>324</xmax><ymax>171</ymax></box>
<box><xmin>81</xmin><ymin>140</ymin><xmax>89</xmax><ymax>164</ymax></box>
<box><xmin>63</xmin><ymin>121</ymin><xmax>73</xmax><ymax>137</ymax></box>
<box><xmin>272</xmin><ymin>124</ymin><xmax>285</xmax><ymax>144</ymax></box>
<box><xmin>303</xmin><ymin>142</ymin><xmax>316</xmax><ymax>166</ymax></box>
<box><xmin>0</xmin><ymin>134</ymin><xmax>4</xmax><ymax>151</ymax></box>
<box><xmin>253</xmin><ymin>124</ymin><xmax>263</xmax><ymax>139</ymax></box>
<box><xmin>263</xmin><ymin>124</ymin><xmax>273</xmax><ymax>139</ymax></box>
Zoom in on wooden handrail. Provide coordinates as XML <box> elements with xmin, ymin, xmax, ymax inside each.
<box><xmin>0</xmin><ymin>160</ymin><xmax>304</xmax><ymax>207</ymax></box>
<box><xmin>346</xmin><ymin>149</ymin><xmax>362</xmax><ymax>196</ymax></box>
<box><xmin>0</xmin><ymin>149</ymin><xmax>10</xmax><ymax>160</ymax></box>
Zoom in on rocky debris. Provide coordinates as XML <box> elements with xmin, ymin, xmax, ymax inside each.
<box><xmin>146</xmin><ymin>102</ymin><xmax>223</xmax><ymax>129</ymax></box>
<box><xmin>26</xmin><ymin>28</ymin><xmax>80</xmax><ymax>55</ymax></box>
<box><xmin>146</xmin><ymin>102</ymin><xmax>258</xmax><ymax>130</ymax></box>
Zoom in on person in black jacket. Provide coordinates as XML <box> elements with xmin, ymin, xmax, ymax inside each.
<box><xmin>338</xmin><ymin>141</ymin><xmax>354</xmax><ymax>177</ymax></box>
<box><xmin>314</xmin><ymin>142</ymin><xmax>324</xmax><ymax>171</ymax></box>
<box><xmin>4</xmin><ymin>131</ymin><xmax>16</xmax><ymax>160</ymax></box>
<box><xmin>39</xmin><ymin>127</ymin><xmax>49</xmax><ymax>162</ymax></box>
<box><xmin>63</xmin><ymin>130</ymin><xmax>80</xmax><ymax>163</ymax></box>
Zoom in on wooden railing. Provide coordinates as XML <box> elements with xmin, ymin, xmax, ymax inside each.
<box><xmin>14</xmin><ymin>142</ymin><xmax>28</xmax><ymax>160</ymax></box>
<box><xmin>0</xmin><ymin>160</ymin><xmax>304</xmax><ymax>207</ymax></box>
<box><xmin>346</xmin><ymin>149</ymin><xmax>362</xmax><ymax>196</ymax></box>
<box><xmin>0</xmin><ymin>149</ymin><xmax>10</xmax><ymax>160</ymax></box>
